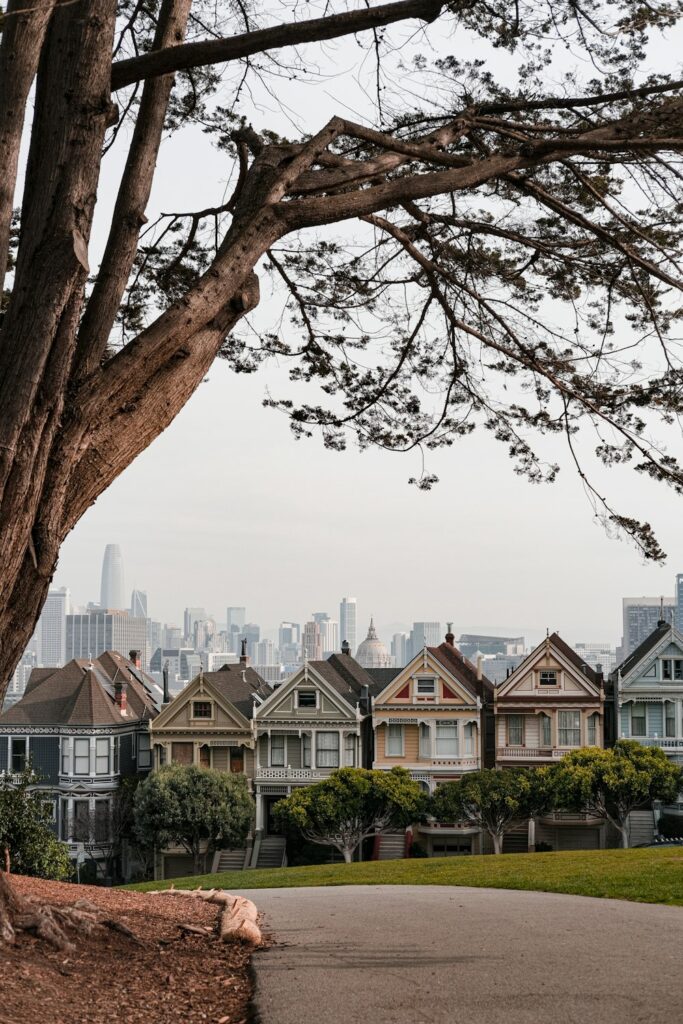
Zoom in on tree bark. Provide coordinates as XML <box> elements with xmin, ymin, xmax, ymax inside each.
<box><xmin>492</xmin><ymin>833</ymin><xmax>504</xmax><ymax>855</ymax></box>
<box><xmin>342</xmin><ymin>847</ymin><xmax>354</xmax><ymax>864</ymax></box>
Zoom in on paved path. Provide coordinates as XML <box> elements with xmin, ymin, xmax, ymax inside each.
<box><xmin>233</xmin><ymin>885</ymin><xmax>683</xmax><ymax>1024</ymax></box>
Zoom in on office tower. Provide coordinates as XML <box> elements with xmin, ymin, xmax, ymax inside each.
<box><xmin>339</xmin><ymin>597</ymin><xmax>357</xmax><ymax>657</ymax></box>
<box><xmin>193</xmin><ymin>617</ymin><xmax>216</xmax><ymax>652</ymax></box>
<box><xmin>677</xmin><ymin>574</ymin><xmax>683</xmax><ymax>638</ymax></box>
<box><xmin>302</xmin><ymin>621</ymin><xmax>323</xmax><ymax>661</ymax></box>
<box><xmin>100</xmin><ymin>544</ymin><xmax>125</xmax><ymax>609</ymax></box>
<box><xmin>183</xmin><ymin>607</ymin><xmax>206</xmax><ymax>644</ymax></box>
<box><xmin>279</xmin><ymin>622</ymin><xmax>300</xmax><ymax>647</ymax></box>
<box><xmin>39</xmin><ymin>587</ymin><xmax>70</xmax><ymax>667</ymax></box>
<box><xmin>407</xmin><ymin>621</ymin><xmax>442</xmax><ymax>661</ymax></box>
<box><xmin>254</xmin><ymin>639</ymin><xmax>276</xmax><ymax>665</ymax></box>
<box><xmin>621</xmin><ymin>597</ymin><xmax>675</xmax><ymax>657</ymax></box>
<box><xmin>130</xmin><ymin>589</ymin><xmax>148</xmax><ymax>618</ymax></box>
<box><xmin>226</xmin><ymin>607</ymin><xmax>246</xmax><ymax>631</ymax></box>
<box><xmin>313</xmin><ymin>612</ymin><xmax>339</xmax><ymax>655</ymax></box>
<box><xmin>163</xmin><ymin>624</ymin><xmax>182</xmax><ymax>648</ymax></box>
<box><xmin>243</xmin><ymin>623</ymin><xmax>260</xmax><ymax>660</ymax></box>
<box><xmin>573</xmin><ymin>642</ymin><xmax>616</xmax><ymax>675</ymax></box>
<box><xmin>6</xmin><ymin>650</ymin><xmax>38</xmax><ymax>704</ymax></box>
<box><xmin>458</xmin><ymin>634</ymin><xmax>525</xmax><ymax>659</ymax></box>
<box><xmin>66</xmin><ymin>610</ymin><xmax>147</xmax><ymax>665</ymax></box>
<box><xmin>391</xmin><ymin>632</ymin><xmax>409</xmax><ymax>668</ymax></box>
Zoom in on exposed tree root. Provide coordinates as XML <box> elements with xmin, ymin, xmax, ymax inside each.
<box><xmin>0</xmin><ymin>872</ymin><xmax>141</xmax><ymax>951</ymax></box>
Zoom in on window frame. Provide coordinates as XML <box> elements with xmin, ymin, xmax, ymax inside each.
<box><xmin>540</xmin><ymin>713</ymin><xmax>551</xmax><ymax>746</ymax></box>
<box><xmin>11</xmin><ymin>737</ymin><xmax>27</xmax><ymax>773</ymax></box>
<box><xmin>539</xmin><ymin>670</ymin><xmax>558</xmax><ymax>687</ymax></box>
<box><xmin>296</xmin><ymin>690</ymin><xmax>317</xmax><ymax>709</ymax></box>
<box><xmin>507</xmin><ymin>715</ymin><xmax>524</xmax><ymax>746</ymax></box>
<box><xmin>72</xmin><ymin>799</ymin><xmax>90</xmax><ymax>843</ymax></box>
<box><xmin>270</xmin><ymin>733</ymin><xmax>286</xmax><ymax>767</ymax></box>
<box><xmin>419</xmin><ymin>722</ymin><xmax>431</xmax><ymax>758</ymax></box>
<box><xmin>587</xmin><ymin>713</ymin><xmax>599</xmax><ymax>746</ymax></box>
<box><xmin>630</xmin><ymin>703</ymin><xmax>646</xmax><ymax>737</ymax></box>
<box><xmin>73</xmin><ymin>737</ymin><xmax>90</xmax><ymax>776</ymax></box>
<box><xmin>662</xmin><ymin>659</ymin><xmax>672</xmax><ymax>681</ymax></box>
<box><xmin>61</xmin><ymin>737</ymin><xmax>70</xmax><ymax>775</ymax></box>
<box><xmin>416</xmin><ymin>678</ymin><xmax>436</xmax><ymax>695</ymax></box>
<box><xmin>191</xmin><ymin>700</ymin><xmax>213</xmax><ymax>720</ymax></box>
<box><xmin>344</xmin><ymin>733</ymin><xmax>356</xmax><ymax>766</ymax></box>
<box><xmin>386</xmin><ymin>723</ymin><xmax>404</xmax><ymax>757</ymax></box>
<box><xmin>435</xmin><ymin>721</ymin><xmax>459</xmax><ymax>757</ymax></box>
<box><xmin>302</xmin><ymin>733</ymin><xmax>311</xmax><ymax>768</ymax></box>
<box><xmin>137</xmin><ymin>732</ymin><xmax>151</xmax><ymax>769</ymax></box>
<box><xmin>558</xmin><ymin>710</ymin><xmax>581</xmax><ymax>747</ymax></box>
<box><xmin>665</xmin><ymin>702</ymin><xmax>676</xmax><ymax>738</ymax></box>
<box><xmin>95</xmin><ymin>737</ymin><xmax>110</xmax><ymax>775</ymax></box>
<box><xmin>316</xmin><ymin>731</ymin><xmax>340</xmax><ymax>768</ymax></box>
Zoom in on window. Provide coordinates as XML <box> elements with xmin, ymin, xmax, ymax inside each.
<box><xmin>539</xmin><ymin>670</ymin><xmax>558</xmax><ymax>687</ymax></box>
<box><xmin>74</xmin><ymin>738</ymin><xmax>90</xmax><ymax>775</ymax></box>
<box><xmin>61</xmin><ymin>738</ymin><xmax>70</xmax><ymax>775</ymax></box>
<box><xmin>587</xmin><ymin>713</ymin><xmax>599</xmax><ymax>746</ymax></box>
<box><xmin>94</xmin><ymin>800</ymin><xmax>110</xmax><ymax>844</ymax></box>
<box><xmin>662</xmin><ymin>660</ymin><xmax>672</xmax><ymax>680</ymax></box>
<box><xmin>386</xmin><ymin>724</ymin><xmax>404</xmax><ymax>756</ymax></box>
<box><xmin>507</xmin><ymin>715</ymin><xmax>524</xmax><ymax>746</ymax></box>
<box><xmin>11</xmin><ymin>738</ymin><xmax>26</xmax><ymax>773</ymax></box>
<box><xmin>464</xmin><ymin>722</ymin><xmax>475</xmax><ymax>755</ymax></box>
<box><xmin>435</xmin><ymin>722</ymin><xmax>458</xmax><ymax>757</ymax></box>
<box><xmin>558</xmin><ymin>710</ymin><xmax>581</xmax><ymax>747</ymax></box>
<box><xmin>675</xmin><ymin>660</ymin><xmax>683</xmax><ymax>681</ymax></box>
<box><xmin>540</xmin><ymin>713</ymin><xmax>551</xmax><ymax>746</ymax></box>
<box><xmin>297</xmin><ymin>691</ymin><xmax>316</xmax><ymax>708</ymax></box>
<box><xmin>419</xmin><ymin>723</ymin><xmax>431</xmax><ymax>758</ymax></box>
<box><xmin>345</xmin><ymin>733</ymin><xmax>356</xmax><ymax>766</ymax></box>
<box><xmin>666</xmin><ymin>702</ymin><xmax>676</xmax><ymax>738</ymax></box>
<box><xmin>199</xmin><ymin>744</ymin><xmax>210</xmax><ymax>768</ymax></box>
<box><xmin>154</xmin><ymin>744</ymin><xmax>167</xmax><ymax>767</ymax></box>
<box><xmin>416</xmin><ymin>679</ymin><xmax>436</xmax><ymax>694</ymax></box>
<box><xmin>302</xmin><ymin>733</ymin><xmax>311</xmax><ymax>768</ymax></box>
<box><xmin>270</xmin><ymin>734</ymin><xmax>286</xmax><ymax>767</ymax></box>
<box><xmin>192</xmin><ymin>700</ymin><xmax>212</xmax><ymax>719</ymax></box>
<box><xmin>60</xmin><ymin>799</ymin><xmax>69</xmax><ymax>841</ymax></box>
<box><xmin>73</xmin><ymin>800</ymin><xmax>90</xmax><ymax>842</ymax></box>
<box><xmin>138</xmin><ymin>733</ymin><xmax>151</xmax><ymax>769</ymax></box>
<box><xmin>631</xmin><ymin>704</ymin><xmax>646</xmax><ymax>737</ymax></box>
<box><xmin>316</xmin><ymin>732</ymin><xmax>339</xmax><ymax>768</ymax></box>
<box><xmin>94</xmin><ymin>738</ymin><xmax>109</xmax><ymax>775</ymax></box>
<box><xmin>113</xmin><ymin>736</ymin><xmax>120</xmax><ymax>773</ymax></box>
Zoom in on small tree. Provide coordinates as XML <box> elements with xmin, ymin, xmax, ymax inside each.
<box><xmin>430</xmin><ymin>768</ymin><xmax>555</xmax><ymax>855</ymax></box>
<box><xmin>133</xmin><ymin>764</ymin><xmax>253</xmax><ymax>875</ymax></box>
<box><xmin>274</xmin><ymin>767</ymin><xmax>426</xmax><ymax>864</ymax></box>
<box><xmin>0</xmin><ymin>768</ymin><xmax>71</xmax><ymax>880</ymax></box>
<box><xmin>553</xmin><ymin>741</ymin><xmax>682</xmax><ymax>849</ymax></box>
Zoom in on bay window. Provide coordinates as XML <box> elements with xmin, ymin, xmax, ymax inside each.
<box><xmin>95</xmin><ymin>737</ymin><xmax>110</xmax><ymax>774</ymax></box>
<box><xmin>73</xmin><ymin>738</ymin><xmax>90</xmax><ymax>775</ymax></box>
<box><xmin>316</xmin><ymin>732</ymin><xmax>339</xmax><ymax>768</ymax></box>
<box><xmin>435</xmin><ymin>722</ymin><xmax>458</xmax><ymax>757</ymax></box>
<box><xmin>558</xmin><ymin>710</ymin><xmax>581</xmax><ymax>747</ymax></box>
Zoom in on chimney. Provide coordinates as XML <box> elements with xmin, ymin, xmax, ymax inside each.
<box><xmin>239</xmin><ymin>638</ymin><xmax>249</xmax><ymax>666</ymax></box>
<box><xmin>341</xmin><ymin>640</ymin><xmax>351</xmax><ymax>655</ymax></box>
<box><xmin>114</xmin><ymin>677</ymin><xmax>127</xmax><ymax>715</ymax></box>
<box><xmin>162</xmin><ymin>659</ymin><xmax>170</xmax><ymax>705</ymax></box>
<box><xmin>476</xmin><ymin>655</ymin><xmax>483</xmax><ymax>681</ymax></box>
<box><xmin>129</xmin><ymin>649</ymin><xmax>141</xmax><ymax>669</ymax></box>
<box><xmin>445</xmin><ymin>622</ymin><xmax>455</xmax><ymax>647</ymax></box>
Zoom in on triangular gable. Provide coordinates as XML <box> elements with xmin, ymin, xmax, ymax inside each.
<box><xmin>374</xmin><ymin>649</ymin><xmax>477</xmax><ymax>706</ymax></box>
<box><xmin>254</xmin><ymin>663</ymin><xmax>358</xmax><ymax>721</ymax></box>
<box><xmin>620</xmin><ymin>626</ymin><xmax>683</xmax><ymax>690</ymax></box>
<box><xmin>152</xmin><ymin>674</ymin><xmax>251</xmax><ymax>732</ymax></box>
<box><xmin>497</xmin><ymin>637</ymin><xmax>600</xmax><ymax>699</ymax></box>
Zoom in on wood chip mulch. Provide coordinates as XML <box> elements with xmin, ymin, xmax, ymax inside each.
<box><xmin>0</xmin><ymin>876</ymin><xmax>254</xmax><ymax>1024</ymax></box>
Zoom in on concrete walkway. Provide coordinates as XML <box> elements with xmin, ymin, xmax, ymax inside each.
<box><xmin>233</xmin><ymin>885</ymin><xmax>683</xmax><ymax>1024</ymax></box>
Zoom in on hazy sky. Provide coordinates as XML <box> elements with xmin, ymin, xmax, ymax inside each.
<box><xmin>46</xmin><ymin>6</ymin><xmax>683</xmax><ymax>647</ymax></box>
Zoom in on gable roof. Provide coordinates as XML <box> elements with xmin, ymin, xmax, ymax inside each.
<box><xmin>496</xmin><ymin>632</ymin><xmax>600</xmax><ymax>700</ymax></box>
<box><xmin>428</xmin><ymin>642</ymin><xmax>495</xmax><ymax>701</ymax></box>
<box><xmin>365</xmin><ymin>667</ymin><xmax>402</xmax><ymax>695</ymax></box>
<box><xmin>0</xmin><ymin>652</ymin><xmax>159</xmax><ymax>727</ymax></box>
<box><xmin>200</xmin><ymin>665</ymin><xmax>272</xmax><ymax>720</ymax></box>
<box><xmin>307</xmin><ymin>654</ymin><xmax>377</xmax><ymax>708</ymax></box>
<box><xmin>613</xmin><ymin>621</ymin><xmax>672</xmax><ymax>681</ymax></box>
<box><xmin>548</xmin><ymin>633</ymin><xmax>597</xmax><ymax>684</ymax></box>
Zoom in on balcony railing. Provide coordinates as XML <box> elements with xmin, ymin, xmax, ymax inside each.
<box><xmin>497</xmin><ymin>747</ymin><xmax>552</xmax><ymax>759</ymax></box>
<box><xmin>640</xmin><ymin>737</ymin><xmax>683</xmax><ymax>750</ymax></box>
<box><xmin>255</xmin><ymin>767</ymin><xmax>328</xmax><ymax>781</ymax></box>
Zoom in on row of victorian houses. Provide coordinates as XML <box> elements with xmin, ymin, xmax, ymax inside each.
<box><xmin>1</xmin><ymin>621</ymin><xmax>682</xmax><ymax>879</ymax></box>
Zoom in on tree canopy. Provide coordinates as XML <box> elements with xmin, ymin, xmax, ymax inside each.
<box><xmin>274</xmin><ymin>766</ymin><xmax>426</xmax><ymax>862</ymax></box>
<box><xmin>133</xmin><ymin>763</ymin><xmax>253</xmax><ymax>873</ymax></box>
<box><xmin>1</xmin><ymin>1</ymin><xmax>683</xmax><ymax>693</ymax></box>
<box><xmin>430</xmin><ymin>767</ymin><xmax>556</xmax><ymax>853</ymax></box>
<box><xmin>0</xmin><ymin>768</ymin><xmax>71</xmax><ymax>880</ymax></box>
<box><xmin>552</xmin><ymin>740</ymin><xmax>682</xmax><ymax>848</ymax></box>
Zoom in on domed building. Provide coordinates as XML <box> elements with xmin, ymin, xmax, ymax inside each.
<box><xmin>355</xmin><ymin>618</ymin><xmax>392</xmax><ymax>669</ymax></box>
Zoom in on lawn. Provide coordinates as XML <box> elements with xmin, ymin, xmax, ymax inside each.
<box><xmin>126</xmin><ymin>846</ymin><xmax>683</xmax><ymax>905</ymax></box>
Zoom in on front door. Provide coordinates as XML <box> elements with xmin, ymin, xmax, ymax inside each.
<box><xmin>230</xmin><ymin>746</ymin><xmax>244</xmax><ymax>773</ymax></box>
<box><xmin>265</xmin><ymin>796</ymin><xmax>284</xmax><ymax>835</ymax></box>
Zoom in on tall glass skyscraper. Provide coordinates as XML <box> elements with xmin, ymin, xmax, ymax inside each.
<box><xmin>100</xmin><ymin>543</ymin><xmax>125</xmax><ymax>609</ymax></box>
<box><xmin>677</xmin><ymin>574</ymin><xmax>683</xmax><ymax>638</ymax></box>
<box><xmin>339</xmin><ymin>597</ymin><xmax>357</xmax><ymax>657</ymax></box>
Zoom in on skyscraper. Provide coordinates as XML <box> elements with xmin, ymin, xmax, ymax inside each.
<box><xmin>339</xmin><ymin>597</ymin><xmax>357</xmax><ymax>657</ymax></box>
<box><xmin>66</xmin><ymin>609</ymin><xmax>147</xmax><ymax>664</ymax></box>
<box><xmin>183</xmin><ymin>607</ymin><xmax>206</xmax><ymax>644</ymax></box>
<box><xmin>313</xmin><ymin>612</ymin><xmax>339</xmax><ymax>655</ymax></box>
<box><xmin>130</xmin><ymin>589</ymin><xmax>148</xmax><ymax>618</ymax></box>
<box><xmin>621</xmin><ymin>597</ymin><xmax>675</xmax><ymax>658</ymax></box>
<box><xmin>391</xmin><ymin>632</ymin><xmax>408</xmax><ymax>668</ymax></box>
<box><xmin>407</xmin><ymin>621</ymin><xmax>442</xmax><ymax>661</ymax></box>
<box><xmin>677</xmin><ymin>574</ymin><xmax>683</xmax><ymax>639</ymax></box>
<box><xmin>302</xmin><ymin>621</ymin><xmax>323</xmax><ymax>661</ymax></box>
<box><xmin>226</xmin><ymin>607</ymin><xmax>246</xmax><ymax>631</ymax></box>
<box><xmin>100</xmin><ymin>544</ymin><xmax>125</xmax><ymax>609</ymax></box>
<box><xmin>39</xmin><ymin>587</ymin><xmax>70</xmax><ymax>667</ymax></box>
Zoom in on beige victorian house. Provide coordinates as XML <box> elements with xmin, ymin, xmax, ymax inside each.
<box><xmin>149</xmin><ymin>662</ymin><xmax>271</xmax><ymax>877</ymax></box>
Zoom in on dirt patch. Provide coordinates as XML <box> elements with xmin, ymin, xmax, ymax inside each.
<box><xmin>0</xmin><ymin>876</ymin><xmax>253</xmax><ymax>1024</ymax></box>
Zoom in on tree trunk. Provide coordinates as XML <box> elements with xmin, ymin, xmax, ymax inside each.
<box><xmin>492</xmin><ymin>833</ymin><xmax>504</xmax><ymax>855</ymax></box>
<box><xmin>342</xmin><ymin>847</ymin><xmax>354</xmax><ymax>864</ymax></box>
<box><xmin>619</xmin><ymin>824</ymin><xmax>630</xmax><ymax>849</ymax></box>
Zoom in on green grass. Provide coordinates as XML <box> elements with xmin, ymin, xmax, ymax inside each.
<box><xmin>124</xmin><ymin>846</ymin><xmax>683</xmax><ymax>906</ymax></box>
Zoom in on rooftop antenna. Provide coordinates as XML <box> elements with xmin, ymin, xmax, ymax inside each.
<box><xmin>87</xmin><ymin>650</ymin><xmax>93</xmax><ymax>670</ymax></box>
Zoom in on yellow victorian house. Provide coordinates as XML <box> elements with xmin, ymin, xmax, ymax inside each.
<box><xmin>372</xmin><ymin>628</ymin><xmax>494</xmax><ymax>857</ymax></box>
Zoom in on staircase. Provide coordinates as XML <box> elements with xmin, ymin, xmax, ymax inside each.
<box><xmin>214</xmin><ymin>848</ymin><xmax>249</xmax><ymax>872</ymax></box>
<box><xmin>628</xmin><ymin>810</ymin><xmax>656</xmax><ymax>847</ymax></box>
<box><xmin>255</xmin><ymin>836</ymin><xmax>287</xmax><ymax>869</ymax></box>
<box><xmin>377</xmin><ymin>832</ymin><xmax>406</xmax><ymax>860</ymax></box>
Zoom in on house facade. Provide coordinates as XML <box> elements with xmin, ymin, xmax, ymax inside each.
<box><xmin>495</xmin><ymin>633</ymin><xmax>609</xmax><ymax>851</ymax></box>
<box><xmin>251</xmin><ymin>653</ymin><xmax>377</xmax><ymax>866</ymax></box>
<box><xmin>0</xmin><ymin>650</ymin><xmax>158</xmax><ymax>878</ymax></box>
<box><xmin>372</xmin><ymin>631</ymin><xmax>494</xmax><ymax>856</ymax></box>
